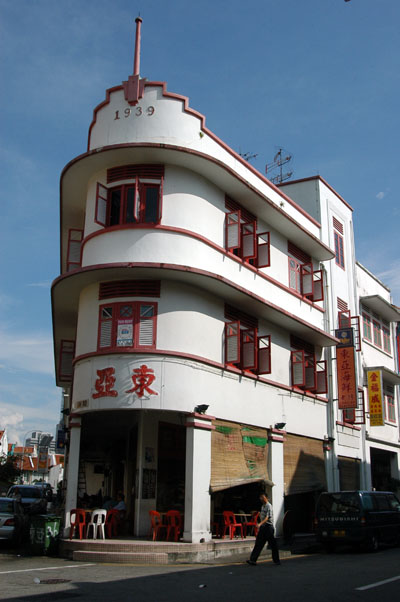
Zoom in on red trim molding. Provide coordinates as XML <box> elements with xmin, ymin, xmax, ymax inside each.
<box><xmin>336</xmin><ymin>420</ymin><xmax>362</xmax><ymax>432</ymax></box>
<box><xmin>81</xmin><ymin>224</ymin><xmax>325</xmax><ymax>313</ymax></box>
<box><xmin>72</xmin><ymin>348</ymin><xmax>330</xmax><ymax>404</ymax></box>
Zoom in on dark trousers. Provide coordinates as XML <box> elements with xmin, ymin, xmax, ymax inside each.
<box><xmin>250</xmin><ymin>523</ymin><xmax>280</xmax><ymax>564</ymax></box>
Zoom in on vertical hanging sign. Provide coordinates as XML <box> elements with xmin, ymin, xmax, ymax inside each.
<box><xmin>367</xmin><ymin>370</ymin><xmax>384</xmax><ymax>426</ymax></box>
<box><xmin>336</xmin><ymin>328</ymin><xmax>357</xmax><ymax>409</ymax></box>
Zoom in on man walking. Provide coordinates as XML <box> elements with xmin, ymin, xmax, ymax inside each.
<box><xmin>247</xmin><ymin>493</ymin><xmax>280</xmax><ymax>565</ymax></box>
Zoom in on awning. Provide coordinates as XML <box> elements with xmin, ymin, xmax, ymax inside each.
<box><xmin>284</xmin><ymin>433</ymin><xmax>326</xmax><ymax>495</ymax></box>
<box><xmin>210</xmin><ymin>420</ymin><xmax>272</xmax><ymax>492</ymax></box>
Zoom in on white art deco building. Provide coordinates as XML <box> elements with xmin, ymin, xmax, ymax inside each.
<box><xmin>52</xmin><ymin>19</ymin><xmax>400</xmax><ymax>541</ymax></box>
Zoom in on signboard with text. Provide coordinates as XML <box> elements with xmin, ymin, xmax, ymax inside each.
<box><xmin>367</xmin><ymin>370</ymin><xmax>384</xmax><ymax>426</ymax></box>
<box><xmin>336</xmin><ymin>346</ymin><xmax>357</xmax><ymax>409</ymax></box>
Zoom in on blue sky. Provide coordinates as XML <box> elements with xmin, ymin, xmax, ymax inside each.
<box><xmin>0</xmin><ymin>0</ymin><xmax>399</xmax><ymax>444</ymax></box>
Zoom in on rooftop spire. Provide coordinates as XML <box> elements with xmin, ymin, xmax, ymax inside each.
<box><xmin>123</xmin><ymin>17</ymin><xmax>146</xmax><ymax>106</ymax></box>
<box><xmin>133</xmin><ymin>16</ymin><xmax>142</xmax><ymax>76</ymax></box>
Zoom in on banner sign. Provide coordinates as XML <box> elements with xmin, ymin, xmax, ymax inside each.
<box><xmin>38</xmin><ymin>448</ymin><xmax>48</xmax><ymax>471</ymax></box>
<box><xmin>367</xmin><ymin>370</ymin><xmax>384</xmax><ymax>426</ymax></box>
<box><xmin>336</xmin><ymin>346</ymin><xmax>357</xmax><ymax>409</ymax></box>
<box><xmin>117</xmin><ymin>320</ymin><xmax>133</xmax><ymax>346</ymax></box>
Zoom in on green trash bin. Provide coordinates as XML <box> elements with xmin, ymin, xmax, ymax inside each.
<box><xmin>29</xmin><ymin>515</ymin><xmax>61</xmax><ymax>555</ymax></box>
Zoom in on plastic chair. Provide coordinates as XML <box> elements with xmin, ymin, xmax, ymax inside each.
<box><xmin>244</xmin><ymin>511</ymin><xmax>260</xmax><ymax>537</ymax></box>
<box><xmin>105</xmin><ymin>509</ymin><xmax>119</xmax><ymax>538</ymax></box>
<box><xmin>166</xmin><ymin>510</ymin><xmax>182</xmax><ymax>542</ymax></box>
<box><xmin>86</xmin><ymin>509</ymin><xmax>107</xmax><ymax>539</ymax></box>
<box><xmin>69</xmin><ymin>508</ymin><xmax>86</xmax><ymax>540</ymax></box>
<box><xmin>222</xmin><ymin>511</ymin><xmax>244</xmax><ymax>539</ymax></box>
<box><xmin>148</xmin><ymin>510</ymin><xmax>167</xmax><ymax>541</ymax></box>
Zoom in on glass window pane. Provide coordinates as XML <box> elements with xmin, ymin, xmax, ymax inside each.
<box><xmin>143</xmin><ymin>186</ymin><xmax>159</xmax><ymax>223</ymax></box>
<box><xmin>125</xmin><ymin>186</ymin><xmax>136</xmax><ymax>223</ymax></box>
<box><xmin>109</xmin><ymin>189</ymin><xmax>121</xmax><ymax>225</ymax></box>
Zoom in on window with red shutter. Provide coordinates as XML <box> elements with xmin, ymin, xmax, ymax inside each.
<box><xmin>97</xmin><ymin>302</ymin><xmax>157</xmax><ymax>351</ymax></box>
<box><xmin>257</xmin><ymin>335</ymin><xmax>271</xmax><ymax>375</ymax></box>
<box><xmin>67</xmin><ymin>229</ymin><xmax>83</xmax><ymax>271</ymax></box>
<box><xmin>95</xmin><ymin>166</ymin><xmax>163</xmax><ymax>228</ymax></box>
<box><xmin>291</xmin><ymin>350</ymin><xmax>305</xmax><ymax>387</ymax></box>
<box><xmin>241</xmin><ymin>328</ymin><xmax>257</xmax><ymax>370</ymax></box>
<box><xmin>59</xmin><ymin>340</ymin><xmax>75</xmax><ymax>382</ymax></box>
<box><xmin>225</xmin><ymin>321</ymin><xmax>241</xmax><ymax>365</ymax></box>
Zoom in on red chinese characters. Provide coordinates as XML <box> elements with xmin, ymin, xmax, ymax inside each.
<box><xmin>92</xmin><ymin>367</ymin><xmax>118</xmax><ymax>398</ymax></box>
<box><xmin>126</xmin><ymin>364</ymin><xmax>158</xmax><ymax>398</ymax></box>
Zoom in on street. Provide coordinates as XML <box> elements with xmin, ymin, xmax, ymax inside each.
<box><xmin>1</xmin><ymin>545</ymin><xmax>400</xmax><ymax>602</ymax></box>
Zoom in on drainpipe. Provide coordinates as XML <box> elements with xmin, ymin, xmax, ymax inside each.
<box><xmin>321</xmin><ymin>264</ymin><xmax>339</xmax><ymax>490</ymax></box>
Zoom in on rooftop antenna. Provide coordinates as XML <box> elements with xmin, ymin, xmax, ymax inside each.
<box><xmin>265</xmin><ymin>147</ymin><xmax>293</xmax><ymax>184</ymax></box>
<box><xmin>239</xmin><ymin>150</ymin><xmax>258</xmax><ymax>162</ymax></box>
<box><xmin>123</xmin><ymin>16</ymin><xmax>146</xmax><ymax>106</ymax></box>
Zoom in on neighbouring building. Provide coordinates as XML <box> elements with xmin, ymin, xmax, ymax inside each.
<box><xmin>52</xmin><ymin>19</ymin><xmax>400</xmax><ymax>540</ymax></box>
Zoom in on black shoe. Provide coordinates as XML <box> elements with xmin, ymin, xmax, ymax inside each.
<box><xmin>246</xmin><ymin>560</ymin><xmax>257</xmax><ymax>565</ymax></box>
<box><xmin>274</xmin><ymin>561</ymin><xmax>281</xmax><ymax>565</ymax></box>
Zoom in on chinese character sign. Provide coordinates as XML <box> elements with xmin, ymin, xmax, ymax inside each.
<box><xmin>126</xmin><ymin>364</ymin><xmax>158</xmax><ymax>398</ymax></box>
<box><xmin>336</xmin><ymin>346</ymin><xmax>357</xmax><ymax>409</ymax></box>
<box><xmin>92</xmin><ymin>367</ymin><xmax>118</xmax><ymax>398</ymax></box>
<box><xmin>367</xmin><ymin>370</ymin><xmax>384</xmax><ymax>426</ymax></box>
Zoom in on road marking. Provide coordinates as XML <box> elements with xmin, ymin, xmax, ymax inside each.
<box><xmin>0</xmin><ymin>563</ymin><xmax>95</xmax><ymax>575</ymax></box>
<box><xmin>356</xmin><ymin>575</ymin><xmax>400</xmax><ymax>591</ymax></box>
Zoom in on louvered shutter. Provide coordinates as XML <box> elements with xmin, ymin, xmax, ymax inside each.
<box><xmin>301</xmin><ymin>263</ymin><xmax>313</xmax><ymax>297</ymax></box>
<box><xmin>59</xmin><ymin>340</ymin><xmax>75</xmax><ymax>382</ymax></box>
<box><xmin>99</xmin><ymin>307</ymin><xmax>113</xmax><ymax>348</ymax></box>
<box><xmin>225</xmin><ymin>321</ymin><xmax>240</xmax><ymax>364</ymax></box>
<box><xmin>312</xmin><ymin>270</ymin><xmax>324</xmax><ymax>302</ymax></box>
<box><xmin>257</xmin><ymin>232</ymin><xmax>270</xmax><ymax>268</ymax></box>
<box><xmin>257</xmin><ymin>335</ymin><xmax>271</xmax><ymax>374</ymax></box>
<box><xmin>138</xmin><ymin>304</ymin><xmax>156</xmax><ymax>347</ymax></box>
<box><xmin>338</xmin><ymin>310</ymin><xmax>351</xmax><ymax>328</ymax></box>
<box><xmin>95</xmin><ymin>183</ymin><xmax>108</xmax><ymax>226</ymax></box>
<box><xmin>315</xmin><ymin>360</ymin><xmax>327</xmax><ymax>394</ymax></box>
<box><xmin>241</xmin><ymin>328</ymin><xmax>257</xmax><ymax>370</ymax></box>
<box><xmin>225</xmin><ymin>211</ymin><xmax>241</xmax><ymax>251</ymax></box>
<box><xmin>291</xmin><ymin>350</ymin><xmax>305</xmax><ymax>386</ymax></box>
<box><xmin>67</xmin><ymin>229</ymin><xmax>83</xmax><ymax>271</ymax></box>
<box><xmin>241</xmin><ymin>221</ymin><xmax>257</xmax><ymax>260</ymax></box>
<box><xmin>305</xmin><ymin>353</ymin><xmax>316</xmax><ymax>390</ymax></box>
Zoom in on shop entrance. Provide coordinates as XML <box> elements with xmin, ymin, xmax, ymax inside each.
<box><xmin>156</xmin><ymin>422</ymin><xmax>186</xmax><ymax>512</ymax></box>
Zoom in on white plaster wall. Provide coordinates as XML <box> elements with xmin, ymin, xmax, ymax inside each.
<box><xmin>82</xmin><ymin>231</ymin><xmax>326</xmax><ymax>332</ymax></box>
<box><xmin>72</xmin><ymin>355</ymin><xmax>328</xmax><ymax>442</ymax></box>
<box><xmin>88</xmin><ymin>86</ymin><xmax>321</xmax><ymax>239</ymax></box>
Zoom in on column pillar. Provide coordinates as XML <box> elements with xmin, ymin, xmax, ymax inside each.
<box><xmin>183</xmin><ymin>413</ymin><xmax>214</xmax><ymax>543</ymax></box>
<box><xmin>268</xmin><ymin>427</ymin><xmax>285</xmax><ymax>536</ymax></box>
<box><xmin>63</xmin><ymin>413</ymin><xmax>82</xmax><ymax>536</ymax></box>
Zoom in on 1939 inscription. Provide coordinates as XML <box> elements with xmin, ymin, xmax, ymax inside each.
<box><xmin>114</xmin><ymin>106</ymin><xmax>155</xmax><ymax>120</ymax></box>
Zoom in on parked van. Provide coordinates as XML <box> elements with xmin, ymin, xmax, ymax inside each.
<box><xmin>314</xmin><ymin>490</ymin><xmax>400</xmax><ymax>551</ymax></box>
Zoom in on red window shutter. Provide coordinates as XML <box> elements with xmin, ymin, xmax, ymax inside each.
<box><xmin>241</xmin><ymin>328</ymin><xmax>257</xmax><ymax>370</ymax></box>
<box><xmin>257</xmin><ymin>232</ymin><xmax>270</xmax><ymax>268</ymax></box>
<box><xmin>59</xmin><ymin>340</ymin><xmax>75</xmax><ymax>382</ymax></box>
<box><xmin>98</xmin><ymin>306</ymin><xmax>113</xmax><ymax>349</ymax></box>
<box><xmin>257</xmin><ymin>335</ymin><xmax>271</xmax><ymax>374</ymax></box>
<box><xmin>225</xmin><ymin>321</ymin><xmax>240</xmax><ymax>364</ymax></box>
<box><xmin>315</xmin><ymin>360</ymin><xmax>327</xmax><ymax>394</ymax></box>
<box><xmin>305</xmin><ymin>353</ymin><xmax>316</xmax><ymax>390</ymax></box>
<box><xmin>338</xmin><ymin>310</ymin><xmax>351</xmax><ymax>328</ymax></box>
<box><xmin>301</xmin><ymin>263</ymin><xmax>313</xmax><ymax>298</ymax></box>
<box><xmin>312</xmin><ymin>270</ymin><xmax>324</xmax><ymax>302</ymax></box>
<box><xmin>225</xmin><ymin>211</ymin><xmax>241</xmax><ymax>251</ymax></box>
<box><xmin>241</xmin><ymin>221</ymin><xmax>257</xmax><ymax>260</ymax></box>
<box><xmin>67</xmin><ymin>229</ymin><xmax>83</xmax><ymax>271</ymax></box>
<box><xmin>291</xmin><ymin>350</ymin><xmax>305</xmax><ymax>387</ymax></box>
<box><xmin>138</xmin><ymin>303</ymin><xmax>157</xmax><ymax>347</ymax></box>
<box><xmin>95</xmin><ymin>183</ymin><xmax>108</xmax><ymax>226</ymax></box>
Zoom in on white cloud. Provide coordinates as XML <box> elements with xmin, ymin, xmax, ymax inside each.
<box><xmin>376</xmin><ymin>262</ymin><xmax>400</xmax><ymax>305</ymax></box>
<box><xmin>0</xmin><ymin>329</ymin><xmax>54</xmax><ymax>375</ymax></box>
<box><xmin>376</xmin><ymin>191</ymin><xmax>385</xmax><ymax>200</ymax></box>
<box><xmin>0</xmin><ymin>401</ymin><xmax>59</xmax><ymax>446</ymax></box>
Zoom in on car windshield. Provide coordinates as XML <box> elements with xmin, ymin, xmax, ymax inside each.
<box><xmin>11</xmin><ymin>487</ymin><xmax>42</xmax><ymax>499</ymax></box>
<box><xmin>0</xmin><ymin>500</ymin><xmax>14</xmax><ymax>513</ymax></box>
<box><xmin>318</xmin><ymin>493</ymin><xmax>361</xmax><ymax>514</ymax></box>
